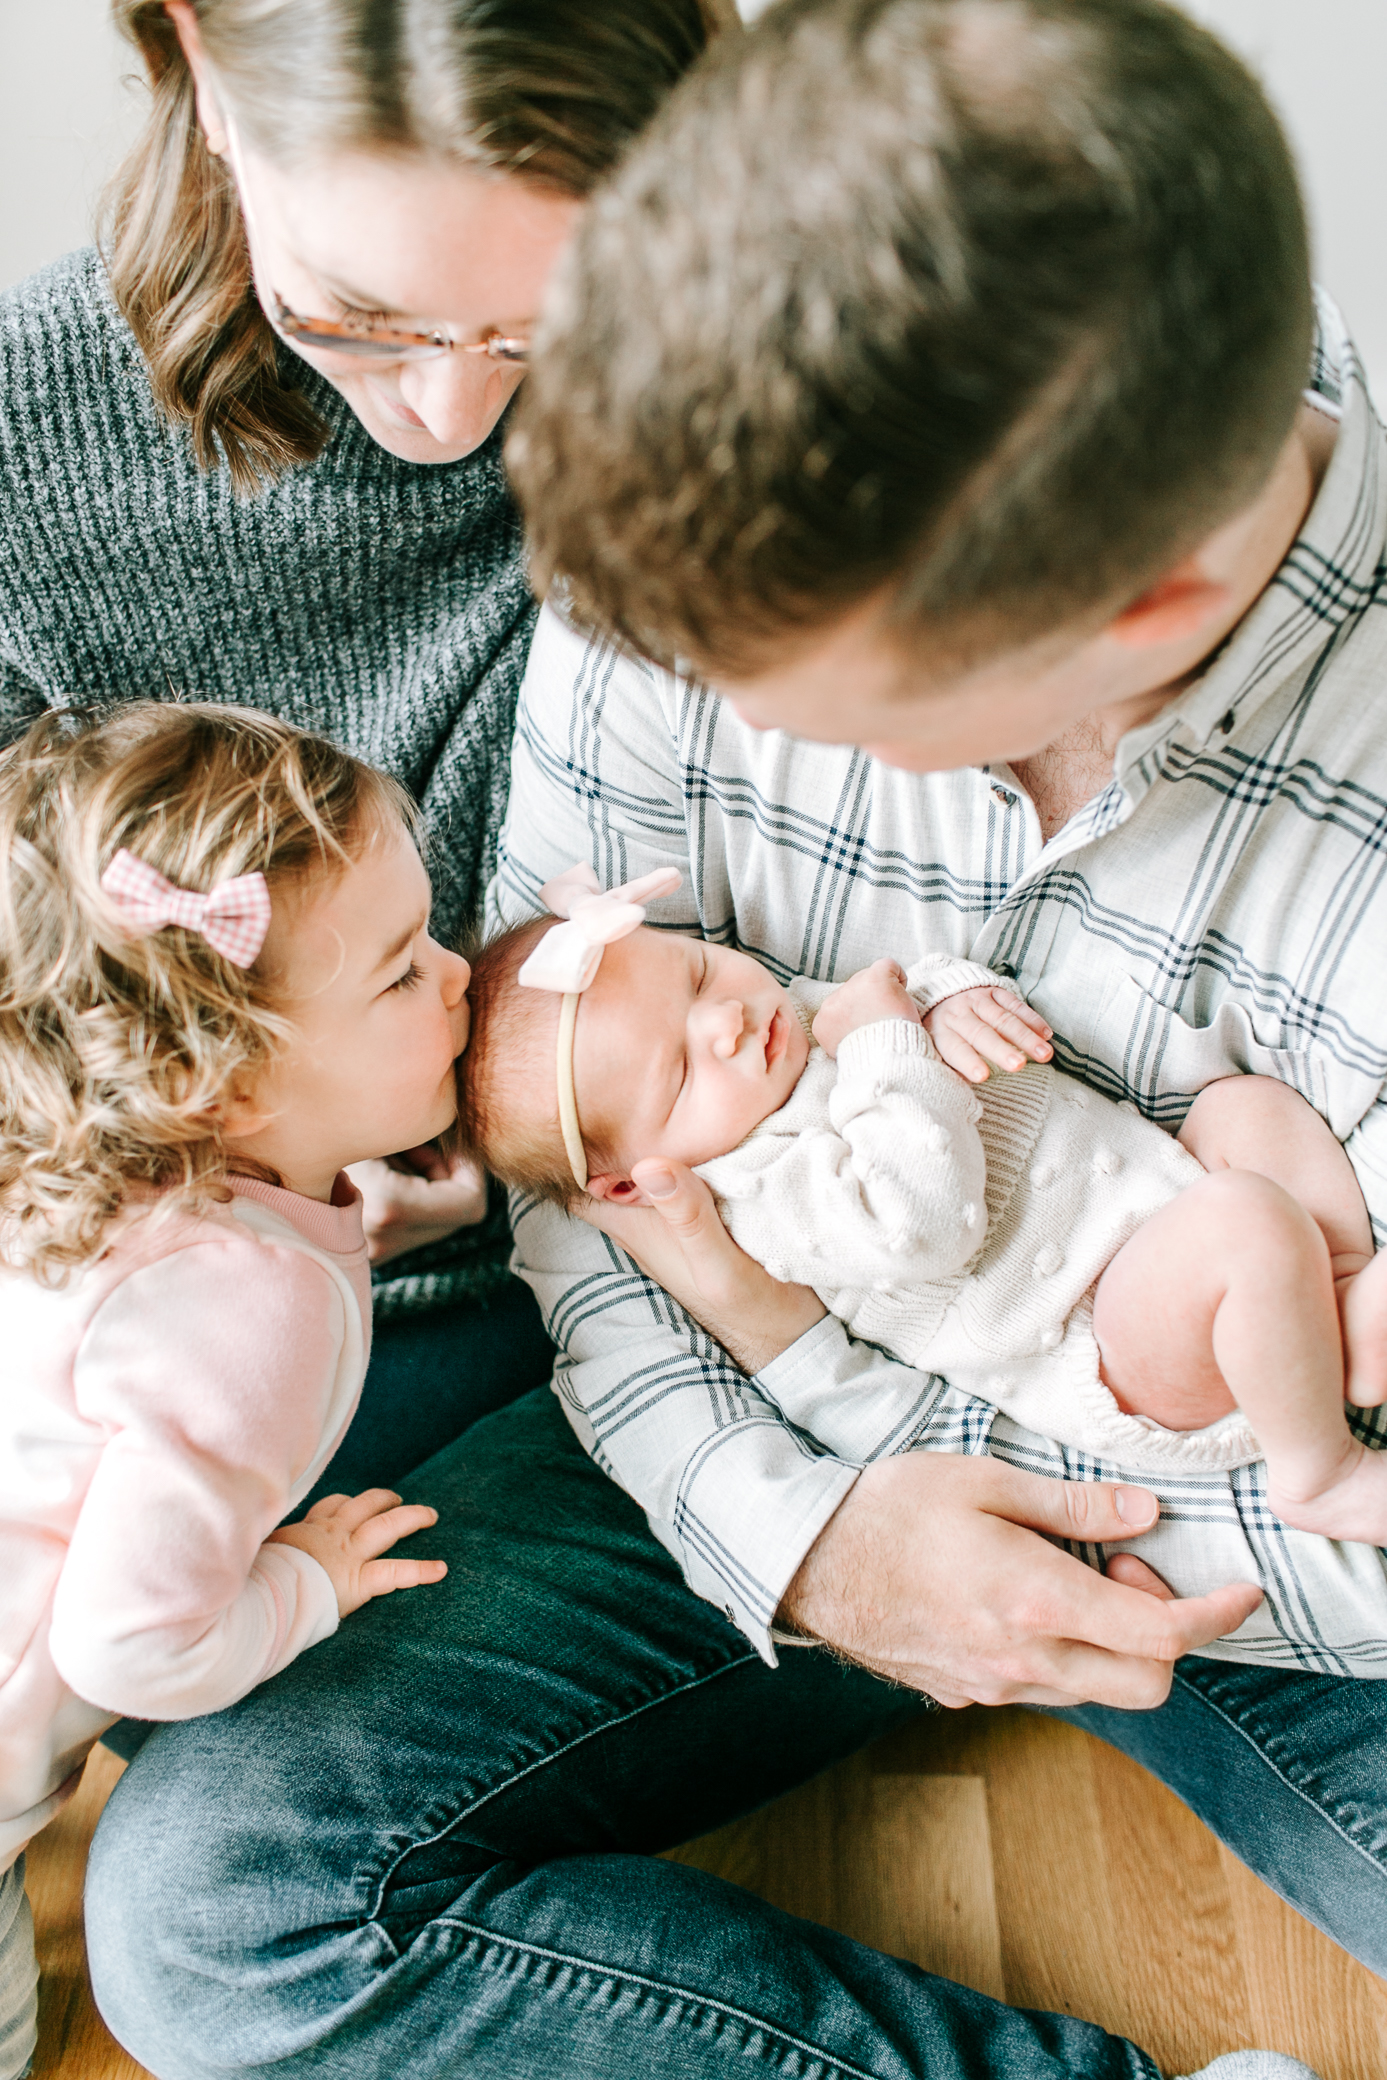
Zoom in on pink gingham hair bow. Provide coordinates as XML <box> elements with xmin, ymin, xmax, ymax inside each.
<box><xmin>517</xmin><ymin>863</ymin><xmax>682</xmax><ymax>994</ymax></box>
<box><xmin>100</xmin><ymin>849</ymin><xmax>273</xmax><ymax>969</ymax></box>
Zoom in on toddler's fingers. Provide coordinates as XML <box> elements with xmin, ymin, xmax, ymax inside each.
<box><xmin>302</xmin><ymin>1492</ymin><xmax>353</xmax><ymax>1522</ymax></box>
<box><xmin>335</xmin><ymin>1488</ymin><xmax>404</xmax><ymax>1531</ymax></box>
<box><xmin>351</xmin><ymin>1502</ymin><xmax>440</xmax><ymax>1557</ymax></box>
<box><xmin>359</xmin><ymin>1556</ymin><xmax>448</xmax><ymax>1599</ymax></box>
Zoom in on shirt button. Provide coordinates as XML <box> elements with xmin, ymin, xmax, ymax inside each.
<box><xmin>993</xmin><ymin>960</ymin><xmax>1016</xmax><ymax>979</ymax></box>
<box><xmin>991</xmin><ymin>786</ymin><xmax>1015</xmax><ymax>807</ymax></box>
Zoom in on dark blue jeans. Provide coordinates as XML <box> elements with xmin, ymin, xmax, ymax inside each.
<box><xmin>84</xmin><ymin>1310</ymin><xmax>1387</xmax><ymax>2077</ymax></box>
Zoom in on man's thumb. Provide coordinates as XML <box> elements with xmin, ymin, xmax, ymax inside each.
<box><xmin>999</xmin><ymin>1470</ymin><xmax>1161</xmax><ymax>1543</ymax></box>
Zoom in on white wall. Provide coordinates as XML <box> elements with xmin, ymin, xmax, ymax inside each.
<box><xmin>0</xmin><ymin>0</ymin><xmax>141</xmax><ymax>291</ymax></box>
<box><xmin>3</xmin><ymin>3</ymin><xmax>1384</xmax><ymax>395</ymax></box>
<box><xmin>1185</xmin><ymin>1</ymin><xmax>1387</xmax><ymax>400</ymax></box>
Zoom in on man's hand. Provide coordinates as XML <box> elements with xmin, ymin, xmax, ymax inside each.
<box><xmin>779</xmin><ymin>1452</ymin><xmax>1264</xmax><ymax>1709</ymax></box>
<box><xmin>924</xmin><ymin>985</ymin><xmax>1053</xmax><ymax>1082</ymax></box>
<box><xmin>580</xmin><ymin>1159</ymin><xmax>825</xmax><ymax>1374</ymax></box>
<box><xmin>812</xmin><ymin>958</ymin><xmax>921</xmax><ymax>1060</ymax></box>
<box><xmin>269</xmin><ymin>1489</ymin><xmax>447</xmax><ymax>1618</ymax></box>
<box><xmin>347</xmin><ymin>1146</ymin><xmax>489</xmax><ymax>1264</ymax></box>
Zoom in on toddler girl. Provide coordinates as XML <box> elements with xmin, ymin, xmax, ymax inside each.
<box><xmin>457</xmin><ymin>867</ymin><xmax>1387</xmax><ymax>1669</ymax></box>
<box><xmin>0</xmin><ymin>702</ymin><xmax>464</xmax><ymax>2079</ymax></box>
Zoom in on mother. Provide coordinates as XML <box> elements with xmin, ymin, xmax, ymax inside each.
<box><xmin>0</xmin><ymin>0</ymin><xmax>723</xmax><ymax>1480</ymax></box>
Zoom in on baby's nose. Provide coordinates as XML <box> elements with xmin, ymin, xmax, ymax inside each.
<box><xmin>709</xmin><ymin>999</ymin><xmax>746</xmax><ymax>1060</ymax></box>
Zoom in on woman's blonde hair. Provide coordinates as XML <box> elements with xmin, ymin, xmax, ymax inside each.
<box><xmin>104</xmin><ymin>0</ymin><xmax>733</xmax><ymax>493</ymax></box>
<box><xmin>0</xmin><ymin>700</ymin><xmax>416</xmax><ymax>1281</ymax></box>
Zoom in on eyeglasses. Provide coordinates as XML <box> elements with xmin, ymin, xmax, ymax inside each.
<box><xmin>272</xmin><ymin>297</ymin><xmax>530</xmax><ymax>365</ymax></box>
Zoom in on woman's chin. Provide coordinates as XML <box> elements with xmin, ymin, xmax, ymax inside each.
<box><xmin>356</xmin><ymin>414</ymin><xmax>485</xmax><ymax>466</ymax></box>
<box><xmin>327</xmin><ymin>377</ymin><xmax>491</xmax><ymax>466</ymax></box>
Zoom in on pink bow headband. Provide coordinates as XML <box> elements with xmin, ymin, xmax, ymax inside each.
<box><xmin>517</xmin><ymin>862</ymin><xmax>682</xmax><ymax>1189</ymax></box>
<box><xmin>101</xmin><ymin>849</ymin><xmax>272</xmax><ymax>969</ymax></box>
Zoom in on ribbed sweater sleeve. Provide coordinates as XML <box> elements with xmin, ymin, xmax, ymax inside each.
<box><xmin>0</xmin><ymin>654</ymin><xmax>44</xmax><ymax>748</ymax></box>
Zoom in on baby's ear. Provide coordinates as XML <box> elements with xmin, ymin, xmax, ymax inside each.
<box><xmin>585</xmin><ymin>1173</ymin><xmax>645</xmax><ymax>1205</ymax></box>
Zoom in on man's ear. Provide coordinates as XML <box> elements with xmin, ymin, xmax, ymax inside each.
<box><xmin>1108</xmin><ymin>556</ymin><xmax>1231</xmax><ymax>650</ymax></box>
<box><xmin>585</xmin><ymin>1173</ymin><xmax>647</xmax><ymax>1206</ymax></box>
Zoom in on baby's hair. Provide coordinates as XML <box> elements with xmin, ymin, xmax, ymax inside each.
<box><xmin>0</xmin><ymin>700</ymin><xmax>418</xmax><ymax>1280</ymax></box>
<box><xmin>457</xmin><ymin>918</ymin><xmax>612</xmax><ymax>1213</ymax></box>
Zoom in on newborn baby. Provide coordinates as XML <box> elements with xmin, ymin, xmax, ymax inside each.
<box><xmin>461</xmin><ymin>869</ymin><xmax>1387</xmax><ymax>1679</ymax></box>
<box><xmin>460</xmin><ymin>871</ymin><xmax>1387</xmax><ymax>1565</ymax></box>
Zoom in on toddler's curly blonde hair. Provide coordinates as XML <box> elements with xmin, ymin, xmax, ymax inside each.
<box><xmin>0</xmin><ymin>701</ymin><xmax>416</xmax><ymax>1281</ymax></box>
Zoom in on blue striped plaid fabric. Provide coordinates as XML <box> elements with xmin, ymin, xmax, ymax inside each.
<box><xmin>492</xmin><ymin>296</ymin><xmax>1387</xmax><ymax>1665</ymax></box>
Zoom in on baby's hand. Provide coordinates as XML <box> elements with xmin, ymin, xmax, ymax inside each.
<box><xmin>813</xmin><ymin>959</ymin><xmax>922</xmax><ymax>1059</ymax></box>
<box><xmin>268</xmin><ymin>1489</ymin><xmax>446</xmax><ymax>1620</ymax></box>
<box><xmin>925</xmin><ymin>985</ymin><xmax>1053</xmax><ymax>1084</ymax></box>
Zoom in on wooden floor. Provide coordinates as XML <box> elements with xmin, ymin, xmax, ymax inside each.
<box><xmin>30</xmin><ymin>1714</ymin><xmax>1387</xmax><ymax>2078</ymax></box>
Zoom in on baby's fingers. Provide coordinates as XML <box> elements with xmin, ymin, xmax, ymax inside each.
<box><xmin>979</xmin><ymin>1005</ymin><xmax>1053</xmax><ymax>1061</ymax></box>
<box><xmin>358</xmin><ymin>1555</ymin><xmax>448</xmax><ymax>1600</ymax></box>
<box><xmin>351</xmin><ymin>1502</ymin><xmax>440</xmax><ymax>1558</ymax></box>
<box><xmin>972</xmin><ymin>991</ymin><xmax>1051</xmax><ymax>1047</ymax></box>
<box><xmin>998</xmin><ymin>992</ymin><xmax>1054</xmax><ymax>1041</ymax></box>
<box><xmin>930</xmin><ymin>1028</ymin><xmax>994</xmax><ymax>1083</ymax></box>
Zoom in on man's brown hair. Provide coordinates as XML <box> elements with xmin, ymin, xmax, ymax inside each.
<box><xmin>511</xmin><ymin>0</ymin><xmax>1314</xmax><ymax>675</ymax></box>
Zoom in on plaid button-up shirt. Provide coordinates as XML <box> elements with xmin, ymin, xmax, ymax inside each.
<box><xmin>492</xmin><ymin>297</ymin><xmax>1387</xmax><ymax>1658</ymax></box>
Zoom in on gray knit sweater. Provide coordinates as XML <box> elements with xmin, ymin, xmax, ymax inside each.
<box><xmin>0</xmin><ymin>248</ymin><xmax>538</xmax><ymax>1319</ymax></box>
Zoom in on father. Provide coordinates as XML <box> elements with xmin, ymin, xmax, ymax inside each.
<box><xmin>504</xmin><ymin>0</ymin><xmax>1387</xmax><ymax>1987</ymax></box>
<box><xmin>88</xmin><ymin>2</ymin><xmax>1386</xmax><ymax>2077</ymax></box>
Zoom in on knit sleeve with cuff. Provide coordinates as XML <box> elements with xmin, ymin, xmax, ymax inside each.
<box><xmin>905</xmin><ymin>952</ymin><xmax>1020</xmax><ymax>1012</ymax></box>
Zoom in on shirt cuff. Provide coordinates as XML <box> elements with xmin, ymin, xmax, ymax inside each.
<box><xmin>661</xmin><ymin>1360</ymin><xmax>861</xmax><ymax>1664</ymax></box>
<box><xmin>755</xmin><ymin>1310</ymin><xmax>951</xmax><ymax>1467</ymax></box>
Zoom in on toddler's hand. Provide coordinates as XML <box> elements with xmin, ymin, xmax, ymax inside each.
<box><xmin>268</xmin><ymin>1489</ymin><xmax>446</xmax><ymax>1619</ymax></box>
<box><xmin>925</xmin><ymin>985</ymin><xmax>1053</xmax><ymax>1083</ymax></box>
<box><xmin>347</xmin><ymin>1148</ymin><xmax>488</xmax><ymax>1264</ymax></box>
<box><xmin>813</xmin><ymin>959</ymin><xmax>921</xmax><ymax>1059</ymax></box>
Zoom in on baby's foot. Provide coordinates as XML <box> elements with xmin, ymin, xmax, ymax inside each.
<box><xmin>1266</xmin><ymin>1436</ymin><xmax>1387</xmax><ymax>1545</ymax></box>
<box><xmin>1339</xmin><ymin>1248</ymin><xmax>1387</xmax><ymax>1407</ymax></box>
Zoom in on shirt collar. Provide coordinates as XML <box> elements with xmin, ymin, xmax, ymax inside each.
<box><xmin>1114</xmin><ymin>295</ymin><xmax>1386</xmax><ymax>784</ymax></box>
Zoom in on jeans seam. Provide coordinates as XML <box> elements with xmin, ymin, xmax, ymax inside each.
<box><xmin>1172</xmin><ymin>1665</ymin><xmax>1387</xmax><ymax>1876</ymax></box>
<box><xmin>418</xmin><ymin>1916</ymin><xmax>886</xmax><ymax>2080</ymax></box>
<box><xmin>370</xmin><ymin>1648</ymin><xmax>764</xmax><ymax>1908</ymax></box>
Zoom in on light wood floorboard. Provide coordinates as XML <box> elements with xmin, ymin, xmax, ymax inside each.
<box><xmin>29</xmin><ymin>1711</ymin><xmax>1387</xmax><ymax>2078</ymax></box>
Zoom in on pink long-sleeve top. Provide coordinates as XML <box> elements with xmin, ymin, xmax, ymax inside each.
<box><xmin>0</xmin><ymin>1176</ymin><xmax>372</xmax><ymax>1863</ymax></box>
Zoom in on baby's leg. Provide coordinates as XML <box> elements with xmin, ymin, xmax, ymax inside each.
<box><xmin>1179</xmin><ymin>1076</ymin><xmax>1387</xmax><ymax>1406</ymax></box>
<box><xmin>1094</xmin><ymin>1168</ymin><xmax>1387</xmax><ymax>1541</ymax></box>
<box><xmin>0</xmin><ymin>1853</ymin><xmax>38</xmax><ymax>2080</ymax></box>
<box><xmin>1179</xmin><ymin>1075</ymin><xmax>1371</xmax><ymax>1268</ymax></box>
